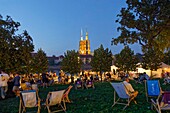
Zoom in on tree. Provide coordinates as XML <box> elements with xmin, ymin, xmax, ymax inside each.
<box><xmin>90</xmin><ymin>45</ymin><xmax>113</xmax><ymax>81</ymax></box>
<box><xmin>61</xmin><ymin>50</ymin><xmax>82</xmax><ymax>75</ymax></box>
<box><xmin>0</xmin><ymin>15</ymin><xmax>34</xmax><ymax>73</ymax></box>
<box><xmin>142</xmin><ymin>47</ymin><xmax>164</xmax><ymax>74</ymax></box>
<box><xmin>32</xmin><ymin>48</ymin><xmax>48</xmax><ymax>74</ymax></box>
<box><xmin>163</xmin><ymin>49</ymin><xmax>170</xmax><ymax>65</ymax></box>
<box><xmin>114</xmin><ymin>46</ymin><xmax>139</xmax><ymax>72</ymax></box>
<box><xmin>112</xmin><ymin>0</ymin><xmax>170</xmax><ymax>52</ymax></box>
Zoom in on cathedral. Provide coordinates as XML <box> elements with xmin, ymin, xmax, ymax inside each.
<box><xmin>79</xmin><ymin>29</ymin><xmax>91</xmax><ymax>55</ymax></box>
<box><xmin>79</xmin><ymin>29</ymin><xmax>92</xmax><ymax>70</ymax></box>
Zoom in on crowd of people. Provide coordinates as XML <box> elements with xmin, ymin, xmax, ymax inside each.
<box><xmin>0</xmin><ymin>70</ymin><xmax>97</xmax><ymax>99</ymax></box>
<box><xmin>0</xmin><ymin>71</ymin><xmax>57</xmax><ymax>99</ymax></box>
<box><xmin>75</xmin><ymin>72</ymin><xmax>96</xmax><ymax>89</ymax></box>
<box><xmin>0</xmin><ymin>68</ymin><xmax>169</xmax><ymax>100</ymax></box>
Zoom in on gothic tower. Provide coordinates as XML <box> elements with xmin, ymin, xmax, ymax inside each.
<box><xmin>79</xmin><ymin>29</ymin><xmax>91</xmax><ymax>55</ymax></box>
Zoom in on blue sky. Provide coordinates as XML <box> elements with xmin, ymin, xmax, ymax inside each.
<box><xmin>0</xmin><ymin>0</ymin><xmax>142</xmax><ymax>56</ymax></box>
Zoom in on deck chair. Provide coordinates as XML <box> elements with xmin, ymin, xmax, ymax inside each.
<box><xmin>145</xmin><ymin>80</ymin><xmax>161</xmax><ymax>102</ymax></box>
<box><xmin>19</xmin><ymin>90</ymin><xmax>41</xmax><ymax>113</ymax></box>
<box><xmin>151</xmin><ymin>91</ymin><xmax>170</xmax><ymax>113</ymax></box>
<box><xmin>62</xmin><ymin>85</ymin><xmax>73</xmax><ymax>103</ymax></box>
<box><xmin>110</xmin><ymin>82</ymin><xmax>137</xmax><ymax>110</ymax></box>
<box><xmin>46</xmin><ymin>90</ymin><xmax>66</xmax><ymax>113</ymax></box>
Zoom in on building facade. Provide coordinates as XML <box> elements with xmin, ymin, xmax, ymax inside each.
<box><xmin>79</xmin><ymin>30</ymin><xmax>91</xmax><ymax>55</ymax></box>
<box><xmin>79</xmin><ymin>29</ymin><xmax>93</xmax><ymax>70</ymax></box>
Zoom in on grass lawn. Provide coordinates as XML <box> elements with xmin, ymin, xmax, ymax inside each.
<box><xmin>0</xmin><ymin>79</ymin><xmax>170</xmax><ymax>113</ymax></box>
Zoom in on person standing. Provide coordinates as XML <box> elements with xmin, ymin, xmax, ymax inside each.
<box><xmin>0</xmin><ymin>70</ymin><xmax>9</xmax><ymax>99</ymax></box>
<box><xmin>12</xmin><ymin>73</ymin><xmax>20</xmax><ymax>96</ymax></box>
<box><xmin>42</xmin><ymin>73</ymin><xmax>48</xmax><ymax>88</ymax></box>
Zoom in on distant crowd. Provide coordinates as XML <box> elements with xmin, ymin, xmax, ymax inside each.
<box><xmin>0</xmin><ymin>69</ymin><xmax>170</xmax><ymax>100</ymax></box>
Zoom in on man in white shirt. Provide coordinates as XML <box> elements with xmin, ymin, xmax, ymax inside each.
<box><xmin>0</xmin><ymin>71</ymin><xmax>9</xmax><ymax>99</ymax></box>
<box><xmin>123</xmin><ymin>77</ymin><xmax>138</xmax><ymax>99</ymax></box>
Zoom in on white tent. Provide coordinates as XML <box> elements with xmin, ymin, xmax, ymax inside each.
<box><xmin>160</xmin><ymin>62</ymin><xmax>170</xmax><ymax>73</ymax></box>
<box><xmin>111</xmin><ymin>65</ymin><xmax>118</xmax><ymax>71</ymax></box>
<box><xmin>160</xmin><ymin>62</ymin><xmax>170</xmax><ymax>68</ymax></box>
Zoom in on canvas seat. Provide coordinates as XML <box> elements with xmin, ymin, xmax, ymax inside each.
<box><xmin>62</xmin><ymin>85</ymin><xmax>73</xmax><ymax>103</ymax></box>
<box><xmin>19</xmin><ymin>90</ymin><xmax>41</xmax><ymax>113</ymax></box>
<box><xmin>110</xmin><ymin>82</ymin><xmax>137</xmax><ymax>110</ymax></box>
<box><xmin>145</xmin><ymin>80</ymin><xmax>161</xmax><ymax>102</ymax></box>
<box><xmin>151</xmin><ymin>91</ymin><xmax>170</xmax><ymax>113</ymax></box>
<box><xmin>46</xmin><ymin>90</ymin><xmax>66</xmax><ymax>113</ymax></box>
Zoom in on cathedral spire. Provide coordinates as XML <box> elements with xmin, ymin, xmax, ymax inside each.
<box><xmin>85</xmin><ymin>30</ymin><xmax>88</xmax><ymax>40</ymax></box>
<box><xmin>80</xmin><ymin>28</ymin><xmax>83</xmax><ymax>40</ymax></box>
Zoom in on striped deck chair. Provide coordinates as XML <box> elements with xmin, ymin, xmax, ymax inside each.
<box><xmin>151</xmin><ymin>91</ymin><xmax>170</xmax><ymax>113</ymax></box>
<box><xmin>19</xmin><ymin>90</ymin><xmax>41</xmax><ymax>113</ymax></box>
<box><xmin>46</xmin><ymin>90</ymin><xmax>66</xmax><ymax>113</ymax></box>
<box><xmin>110</xmin><ymin>82</ymin><xmax>137</xmax><ymax>110</ymax></box>
<box><xmin>145</xmin><ymin>80</ymin><xmax>161</xmax><ymax>102</ymax></box>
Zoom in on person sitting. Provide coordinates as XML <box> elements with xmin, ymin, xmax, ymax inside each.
<box><xmin>85</xmin><ymin>79</ymin><xmax>95</xmax><ymax>89</ymax></box>
<box><xmin>75</xmin><ymin>78</ymin><xmax>82</xmax><ymax>85</ymax></box>
<box><xmin>20</xmin><ymin>77</ymin><xmax>32</xmax><ymax>91</ymax></box>
<box><xmin>143</xmin><ymin>72</ymin><xmax>150</xmax><ymax>80</ymax></box>
<box><xmin>123</xmin><ymin>77</ymin><xmax>138</xmax><ymax>100</ymax></box>
<box><xmin>163</xmin><ymin>72</ymin><xmax>170</xmax><ymax>85</ymax></box>
<box><xmin>137</xmin><ymin>72</ymin><xmax>149</xmax><ymax>83</ymax></box>
<box><xmin>75</xmin><ymin>78</ymin><xmax>83</xmax><ymax>89</ymax></box>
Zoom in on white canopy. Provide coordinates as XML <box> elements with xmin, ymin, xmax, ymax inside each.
<box><xmin>160</xmin><ymin>62</ymin><xmax>170</xmax><ymax>68</ymax></box>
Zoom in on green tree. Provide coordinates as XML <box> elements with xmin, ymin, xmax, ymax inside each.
<box><xmin>112</xmin><ymin>0</ymin><xmax>170</xmax><ymax>52</ymax></box>
<box><xmin>32</xmin><ymin>48</ymin><xmax>48</xmax><ymax>74</ymax></box>
<box><xmin>163</xmin><ymin>49</ymin><xmax>170</xmax><ymax>65</ymax></box>
<box><xmin>0</xmin><ymin>15</ymin><xmax>34</xmax><ymax>73</ymax></box>
<box><xmin>90</xmin><ymin>45</ymin><xmax>113</xmax><ymax>81</ymax></box>
<box><xmin>114</xmin><ymin>46</ymin><xmax>139</xmax><ymax>72</ymax></box>
<box><xmin>61</xmin><ymin>50</ymin><xmax>82</xmax><ymax>75</ymax></box>
<box><xmin>142</xmin><ymin>47</ymin><xmax>164</xmax><ymax>76</ymax></box>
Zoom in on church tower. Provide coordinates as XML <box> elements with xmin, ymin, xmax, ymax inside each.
<box><xmin>79</xmin><ymin>29</ymin><xmax>91</xmax><ymax>55</ymax></box>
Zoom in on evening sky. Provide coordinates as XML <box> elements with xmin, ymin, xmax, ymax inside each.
<box><xmin>0</xmin><ymin>0</ymin><xmax>142</xmax><ymax>56</ymax></box>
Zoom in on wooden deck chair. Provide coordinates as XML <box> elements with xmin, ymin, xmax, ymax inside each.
<box><xmin>19</xmin><ymin>90</ymin><xmax>41</xmax><ymax>113</ymax></box>
<box><xmin>46</xmin><ymin>90</ymin><xmax>66</xmax><ymax>113</ymax></box>
<box><xmin>151</xmin><ymin>91</ymin><xmax>170</xmax><ymax>113</ymax></box>
<box><xmin>145</xmin><ymin>80</ymin><xmax>161</xmax><ymax>102</ymax></box>
<box><xmin>62</xmin><ymin>85</ymin><xmax>73</xmax><ymax>103</ymax></box>
<box><xmin>110</xmin><ymin>82</ymin><xmax>137</xmax><ymax>110</ymax></box>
